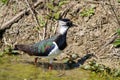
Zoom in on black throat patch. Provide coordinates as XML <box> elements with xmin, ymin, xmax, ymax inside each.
<box><xmin>54</xmin><ymin>33</ymin><xmax>67</xmax><ymax>50</ymax></box>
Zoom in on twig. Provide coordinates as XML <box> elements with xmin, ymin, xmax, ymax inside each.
<box><xmin>60</xmin><ymin>6</ymin><xmax>70</xmax><ymax>18</ymax></box>
<box><xmin>57</xmin><ymin>72</ymin><xmax>65</xmax><ymax>77</ymax></box>
<box><xmin>42</xmin><ymin>0</ymin><xmax>48</xmax><ymax>40</ymax></box>
<box><xmin>25</xmin><ymin>0</ymin><xmax>40</xmax><ymax>27</ymax></box>
<box><xmin>85</xmin><ymin>0</ymin><xmax>120</xmax><ymax>6</ymax></box>
<box><xmin>6</xmin><ymin>0</ymin><xmax>10</xmax><ymax>6</ymax></box>
<box><xmin>3</xmin><ymin>37</ymin><xmax>11</xmax><ymax>46</ymax></box>
<box><xmin>0</xmin><ymin>0</ymin><xmax>43</xmax><ymax>33</ymax></box>
<box><xmin>96</xmin><ymin>33</ymin><xmax>118</xmax><ymax>56</ymax></box>
<box><xmin>85</xmin><ymin>1</ymin><xmax>101</xmax><ymax>4</ymax></box>
<box><xmin>54</xmin><ymin>21</ymin><xmax>58</xmax><ymax>34</ymax></box>
<box><xmin>0</xmin><ymin>7</ymin><xmax>9</xmax><ymax>28</ymax></box>
<box><xmin>108</xmin><ymin>0</ymin><xmax>120</xmax><ymax>26</ymax></box>
<box><xmin>60</xmin><ymin>3</ymin><xmax>75</xmax><ymax>18</ymax></box>
<box><xmin>43</xmin><ymin>20</ymin><xmax>48</xmax><ymax>40</ymax></box>
<box><xmin>96</xmin><ymin>0</ymin><xmax>120</xmax><ymax>58</ymax></box>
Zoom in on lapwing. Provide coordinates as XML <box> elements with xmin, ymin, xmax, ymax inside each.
<box><xmin>14</xmin><ymin>19</ymin><xmax>76</xmax><ymax>69</ymax></box>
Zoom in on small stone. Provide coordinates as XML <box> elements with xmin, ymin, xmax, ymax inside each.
<box><xmin>79</xmin><ymin>31</ymin><xmax>85</xmax><ymax>36</ymax></box>
<box><xmin>91</xmin><ymin>4</ymin><xmax>96</xmax><ymax>9</ymax></box>
<box><xmin>84</xmin><ymin>17</ymin><xmax>90</xmax><ymax>22</ymax></box>
<box><xmin>72</xmin><ymin>54</ymin><xmax>78</xmax><ymax>59</ymax></box>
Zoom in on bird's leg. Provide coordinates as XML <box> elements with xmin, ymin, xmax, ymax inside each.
<box><xmin>48</xmin><ymin>59</ymin><xmax>53</xmax><ymax>70</ymax></box>
<box><xmin>49</xmin><ymin>64</ymin><xmax>52</xmax><ymax>70</ymax></box>
<box><xmin>34</xmin><ymin>57</ymin><xmax>38</xmax><ymax>66</ymax></box>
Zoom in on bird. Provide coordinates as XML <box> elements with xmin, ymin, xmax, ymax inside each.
<box><xmin>14</xmin><ymin>19</ymin><xmax>76</xmax><ymax>69</ymax></box>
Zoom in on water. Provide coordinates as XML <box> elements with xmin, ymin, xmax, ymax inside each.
<box><xmin>0</xmin><ymin>55</ymin><xmax>119</xmax><ymax>80</ymax></box>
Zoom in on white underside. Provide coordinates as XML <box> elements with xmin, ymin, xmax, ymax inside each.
<box><xmin>48</xmin><ymin>42</ymin><xmax>61</xmax><ymax>58</ymax></box>
<box><xmin>47</xmin><ymin>42</ymin><xmax>62</xmax><ymax>63</ymax></box>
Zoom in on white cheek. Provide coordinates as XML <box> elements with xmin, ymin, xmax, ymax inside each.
<box><xmin>59</xmin><ymin>26</ymin><xmax>68</xmax><ymax>34</ymax></box>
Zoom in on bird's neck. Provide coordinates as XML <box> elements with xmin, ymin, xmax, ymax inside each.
<box><xmin>54</xmin><ymin>26</ymin><xmax>69</xmax><ymax>50</ymax></box>
<box><xmin>54</xmin><ymin>34</ymin><xmax>67</xmax><ymax>50</ymax></box>
<box><xmin>58</xmin><ymin>26</ymin><xmax>68</xmax><ymax>35</ymax></box>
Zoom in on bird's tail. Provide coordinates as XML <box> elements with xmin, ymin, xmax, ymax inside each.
<box><xmin>14</xmin><ymin>44</ymin><xmax>33</xmax><ymax>55</ymax></box>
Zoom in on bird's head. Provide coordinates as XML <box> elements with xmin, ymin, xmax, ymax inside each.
<box><xmin>59</xmin><ymin>19</ymin><xmax>73</xmax><ymax>27</ymax></box>
<box><xmin>58</xmin><ymin>19</ymin><xmax>76</xmax><ymax>34</ymax></box>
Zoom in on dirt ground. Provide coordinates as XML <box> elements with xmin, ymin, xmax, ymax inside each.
<box><xmin>0</xmin><ymin>0</ymin><xmax>120</xmax><ymax>69</ymax></box>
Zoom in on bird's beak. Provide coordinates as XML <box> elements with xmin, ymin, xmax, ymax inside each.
<box><xmin>69</xmin><ymin>21</ymin><xmax>78</xmax><ymax>27</ymax></box>
<box><xmin>72</xmin><ymin>23</ymin><xmax>78</xmax><ymax>27</ymax></box>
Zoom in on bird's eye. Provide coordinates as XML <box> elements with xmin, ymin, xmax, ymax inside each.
<box><xmin>67</xmin><ymin>21</ymin><xmax>72</xmax><ymax>26</ymax></box>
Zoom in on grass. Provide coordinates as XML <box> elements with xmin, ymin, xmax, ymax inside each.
<box><xmin>0</xmin><ymin>55</ymin><xmax>120</xmax><ymax>80</ymax></box>
<box><xmin>0</xmin><ymin>0</ymin><xmax>8</xmax><ymax>4</ymax></box>
<box><xmin>113</xmin><ymin>29</ymin><xmax>120</xmax><ymax>47</ymax></box>
<box><xmin>118</xmin><ymin>0</ymin><xmax>120</xmax><ymax>3</ymax></box>
<box><xmin>45</xmin><ymin>0</ymin><xmax>69</xmax><ymax>20</ymax></box>
<box><xmin>80</xmin><ymin>8</ymin><xmax>95</xmax><ymax>17</ymax></box>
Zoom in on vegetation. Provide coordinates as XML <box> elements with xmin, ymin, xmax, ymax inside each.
<box><xmin>46</xmin><ymin>0</ymin><xmax>68</xmax><ymax>20</ymax></box>
<box><xmin>113</xmin><ymin>30</ymin><xmax>120</xmax><ymax>47</ymax></box>
<box><xmin>118</xmin><ymin>0</ymin><xmax>120</xmax><ymax>3</ymax></box>
<box><xmin>0</xmin><ymin>45</ymin><xmax>18</xmax><ymax>57</ymax></box>
<box><xmin>80</xmin><ymin>8</ymin><xmax>95</xmax><ymax>17</ymax></box>
<box><xmin>38</xmin><ymin>16</ymin><xmax>46</xmax><ymax>27</ymax></box>
<box><xmin>0</xmin><ymin>0</ymin><xmax>8</xmax><ymax>4</ymax></box>
<box><xmin>82</xmin><ymin>60</ymin><xmax>120</xmax><ymax>78</ymax></box>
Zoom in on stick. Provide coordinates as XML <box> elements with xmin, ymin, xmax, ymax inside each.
<box><xmin>0</xmin><ymin>0</ymin><xmax>43</xmax><ymax>32</ymax></box>
<box><xmin>25</xmin><ymin>0</ymin><xmax>40</xmax><ymax>27</ymax></box>
<box><xmin>96</xmin><ymin>0</ymin><xmax>120</xmax><ymax>58</ymax></box>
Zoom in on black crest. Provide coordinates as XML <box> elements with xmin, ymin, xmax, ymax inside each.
<box><xmin>59</xmin><ymin>18</ymin><xmax>70</xmax><ymax>22</ymax></box>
